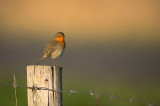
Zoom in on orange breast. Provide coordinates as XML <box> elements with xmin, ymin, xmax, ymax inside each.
<box><xmin>55</xmin><ymin>36</ymin><xmax>66</xmax><ymax>48</ymax></box>
<box><xmin>57</xmin><ymin>41</ymin><xmax>65</xmax><ymax>49</ymax></box>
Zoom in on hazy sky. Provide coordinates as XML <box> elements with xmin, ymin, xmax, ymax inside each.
<box><xmin>1</xmin><ymin>1</ymin><xmax>159</xmax><ymax>30</ymax></box>
<box><xmin>0</xmin><ymin>0</ymin><xmax>160</xmax><ymax>44</ymax></box>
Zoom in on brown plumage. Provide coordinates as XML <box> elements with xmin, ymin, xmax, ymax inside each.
<box><xmin>36</xmin><ymin>32</ymin><xmax>66</xmax><ymax>65</ymax></box>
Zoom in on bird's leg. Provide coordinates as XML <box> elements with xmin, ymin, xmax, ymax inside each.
<box><xmin>52</xmin><ymin>59</ymin><xmax>58</xmax><ymax>67</ymax></box>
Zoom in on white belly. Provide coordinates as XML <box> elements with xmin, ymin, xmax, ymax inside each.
<box><xmin>50</xmin><ymin>43</ymin><xmax>64</xmax><ymax>59</ymax></box>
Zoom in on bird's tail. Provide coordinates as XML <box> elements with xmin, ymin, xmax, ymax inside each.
<box><xmin>36</xmin><ymin>57</ymin><xmax>44</xmax><ymax>65</ymax></box>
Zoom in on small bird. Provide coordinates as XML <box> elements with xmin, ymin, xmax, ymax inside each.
<box><xmin>36</xmin><ymin>32</ymin><xmax>66</xmax><ymax>66</ymax></box>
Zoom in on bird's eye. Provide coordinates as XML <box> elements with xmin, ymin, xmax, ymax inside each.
<box><xmin>57</xmin><ymin>35</ymin><xmax>60</xmax><ymax>37</ymax></box>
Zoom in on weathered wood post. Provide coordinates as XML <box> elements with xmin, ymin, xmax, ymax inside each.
<box><xmin>54</xmin><ymin>67</ymin><xmax>63</xmax><ymax>106</ymax></box>
<box><xmin>27</xmin><ymin>65</ymin><xmax>63</xmax><ymax>106</ymax></box>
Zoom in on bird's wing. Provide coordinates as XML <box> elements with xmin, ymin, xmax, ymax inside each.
<box><xmin>43</xmin><ymin>40</ymin><xmax>58</xmax><ymax>58</ymax></box>
<box><xmin>36</xmin><ymin>40</ymin><xmax>58</xmax><ymax>65</ymax></box>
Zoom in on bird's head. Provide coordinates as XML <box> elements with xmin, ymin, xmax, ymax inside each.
<box><xmin>55</xmin><ymin>32</ymin><xmax>65</xmax><ymax>42</ymax></box>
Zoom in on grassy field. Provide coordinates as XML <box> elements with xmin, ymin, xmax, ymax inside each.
<box><xmin>0</xmin><ymin>70</ymin><xmax>160</xmax><ymax>106</ymax></box>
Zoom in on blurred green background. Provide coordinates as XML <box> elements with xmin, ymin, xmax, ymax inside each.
<box><xmin>0</xmin><ymin>0</ymin><xmax>160</xmax><ymax>106</ymax></box>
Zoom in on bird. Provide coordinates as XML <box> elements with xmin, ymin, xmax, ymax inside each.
<box><xmin>36</xmin><ymin>32</ymin><xmax>66</xmax><ymax>66</ymax></box>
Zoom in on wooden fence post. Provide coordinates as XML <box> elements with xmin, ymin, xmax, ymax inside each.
<box><xmin>27</xmin><ymin>65</ymin><xmax>63</xmax><ymax>106</ymax></box>
<box><xmin>53</xmin><ymin>67</ymin><xmax>63</xmax><ymax>106</ymax></box>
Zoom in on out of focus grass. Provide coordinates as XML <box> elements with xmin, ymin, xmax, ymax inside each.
<box><xmin>0</xmin><ymin>69</ymin><xmax>160</xmax><ymax>106</ymax></box>
<box><xmin>63</xmin><ymin>75</ymin><xmax>160</xmax><ymax>106</ymax></box>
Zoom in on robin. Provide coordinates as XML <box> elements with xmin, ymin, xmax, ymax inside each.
<box><xmin>36</xmin><ymin>32</ymin><xmax>66</xmax><ymax>66</ymax></box>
